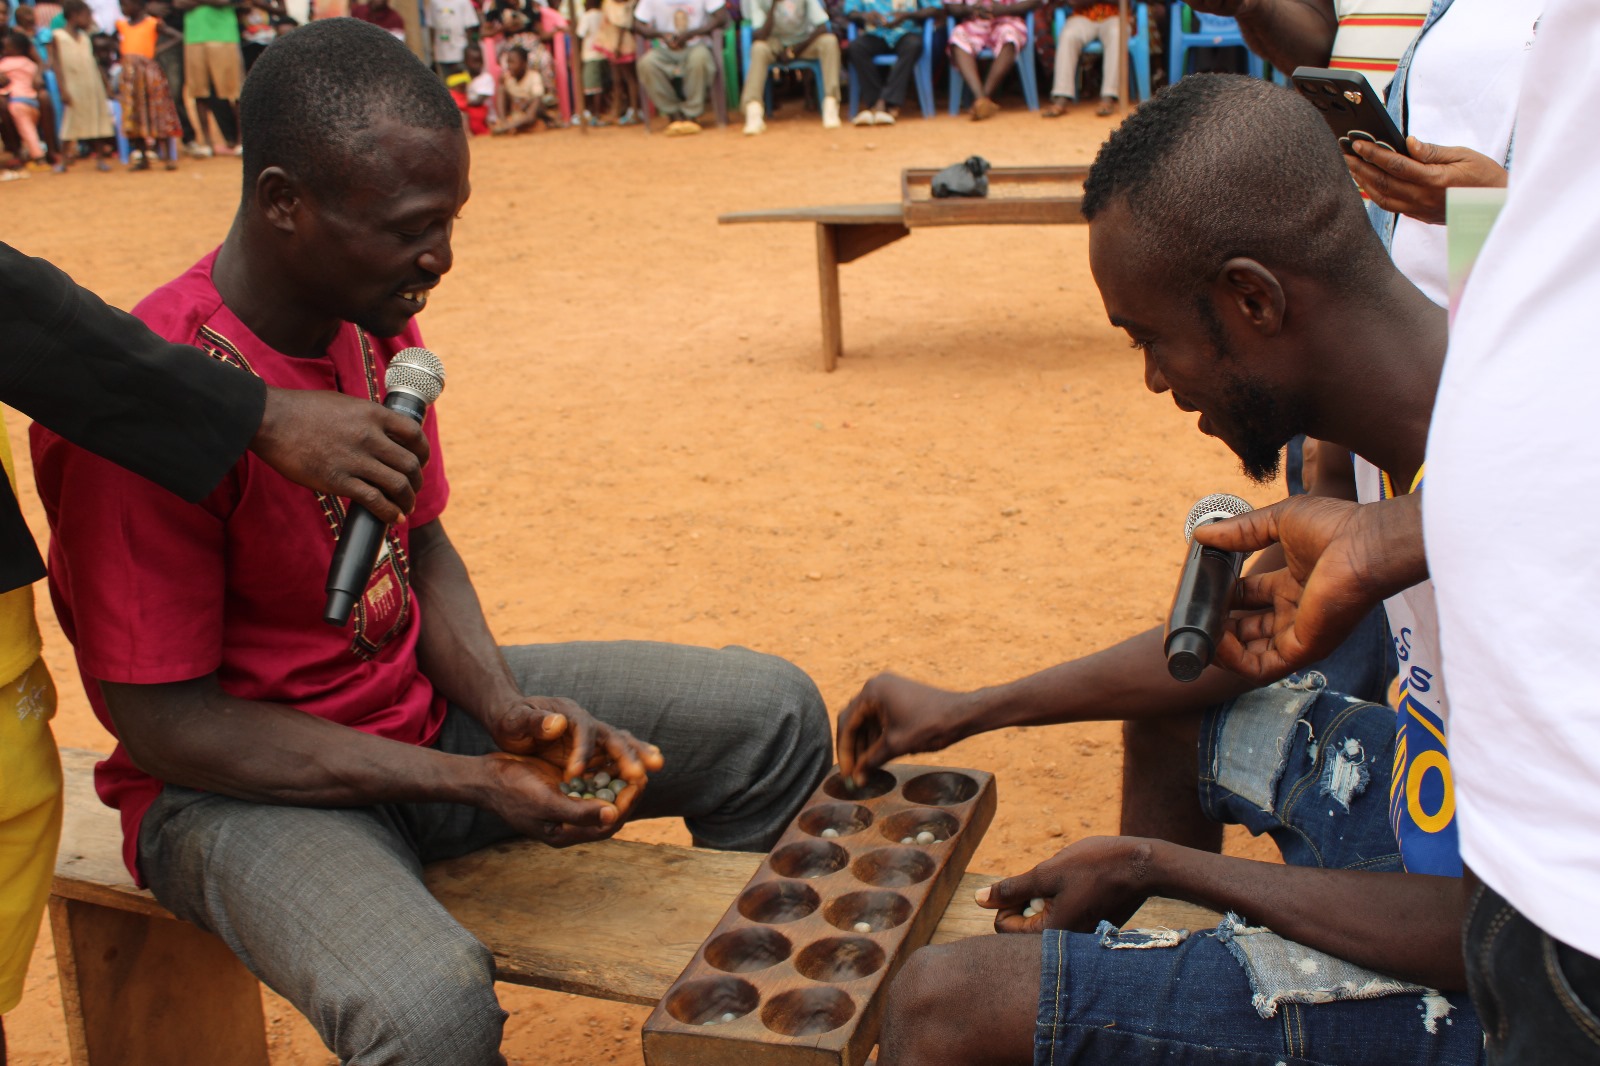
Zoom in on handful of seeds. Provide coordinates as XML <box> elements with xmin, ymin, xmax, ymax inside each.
<box><xmin>559</xmin><ymin>770</ymin><xmax>624</xmax><ymax>803</ymax></box>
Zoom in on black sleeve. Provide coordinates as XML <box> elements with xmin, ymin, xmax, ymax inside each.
<box><xmin>0</xmin><ymin>241</ymin><xmax>266</xmax><ymax>504</ymax></box>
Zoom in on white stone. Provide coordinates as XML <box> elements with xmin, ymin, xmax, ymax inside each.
<box><xmin>853</xmin><ymin>922</ymin><xmax>872</xmax><ymax>933</ymax></box>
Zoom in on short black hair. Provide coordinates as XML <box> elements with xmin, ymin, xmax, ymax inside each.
<box><xmin>239</xmin><ymin>18</ymin><xmax>462</xmax><ymax>198</ymax></box>
<box><xmin>3</xmin><ymin>29</ymin><xmax>27</xmax><ymax>53</ymax></box>
<box><xmin>1082</xmin><ymin>74</ymin><xmax>1389</xmax><ymax>298</ymax></box>
<box><xmin>61</xmin><ymin>0</ymin><xmax>89</xmax><ymax>17</ymax></box>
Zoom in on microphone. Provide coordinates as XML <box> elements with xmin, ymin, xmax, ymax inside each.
<box><xmin>1164</xmin><ymin>493</ymin><xmax>1253</xmax><ymax>682</ymax></box>
<box><xmin>323</xmin><ymin>347</ymin><xmax>446</xmax><ymax>627</ymax></box>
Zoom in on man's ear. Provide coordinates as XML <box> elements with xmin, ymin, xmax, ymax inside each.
<box><xmin>1213</xmin><ymin>257</ymin><xmax>1286</xmax><ymax>338</ymax></box>
<box><xmin>254</xmin><ymin>166</ymin><xmax>302</xmax><ymax>236</ymax></box>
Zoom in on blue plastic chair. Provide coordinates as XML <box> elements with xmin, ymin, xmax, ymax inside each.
<box><xmin>946</xmin><ymin>8</ymin><xmax>1039</xmax><ymax>115</ymax></box>
<box><xmin>1168</xmin><ymin>2</ymin><xmax>1264</xmax><ymax>84</ymax></box>
<box><xmin>845</xmin><ymin>18</ymin><xmax>935</xmax><ymax>119</ymax></box>
<box><xmin>740</xmin><ymin>20</ymin><xmax>829</xmax><ymax>113</ymax></box>
<box><xmin>1051</xmin><ymin>2</ymin><xmax>1151</xmax><ymax>103</ymax></box>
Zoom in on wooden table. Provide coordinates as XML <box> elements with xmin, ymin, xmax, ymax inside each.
<box><xmin>718</xmin><ymin>166</ymin><xmax>1091</xmax><ymax>371</ymax></box>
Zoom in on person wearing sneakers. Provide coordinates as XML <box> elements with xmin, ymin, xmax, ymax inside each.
<box><xmin>742</xmin><ymin>0</ymin><xmax>840</xmax><ymax>134</ymax></box>
<box><xmin>843</xmin><ymin>0</ymin><xmax>933</xmax><ymax>126</ymax></box>
<box><xmin>635</xmin><ymin>0</ymin><xmax>726</xmax><ymax>135</ymax></box>
<box><xmin>174</xmin><ymin>0</ymin><xmax>243</xmax><ymax>156</ymax></box>
<box><xmin>946</xmin><ymin>0</ymin><xmax>1042</xmax><ymax>120</ymax></box>
<box><xmin>1043</xmin><ymin>0</ymin><xmax>1125</xmax><ymax>118</ymax></box>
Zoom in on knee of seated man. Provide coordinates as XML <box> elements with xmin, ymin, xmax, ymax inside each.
<box><xmin>751</xmin><ymin>654</ymin><xmax>830</xmax><ymax>753</ymax></box>
<box><xmin>346</xmin><ymin>927</ymin><xmax>505</xmax><ymax>1066</ymax></box>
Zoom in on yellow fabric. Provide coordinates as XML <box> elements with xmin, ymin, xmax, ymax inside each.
<box><xmin>0</xmin><ymin>418</ymin><xmax>42</xmax><ymax>689</ymax></box>
<box><xmin>0</xmin><ymin>657</ymin><xmax>61</xmax><ymax>1013</ymax></box>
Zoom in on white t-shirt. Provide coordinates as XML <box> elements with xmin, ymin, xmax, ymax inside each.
<box><xmin>1352</xmin><ymin>458</ymin><xmax>1459</xmax><ymax>876</ymax></box>
<box><xmin>578</xmin><ymin>7</ymin><xmax>604</xmax><ymax>60</ymax></box>
<box><xmin>1424</xmin><ymin>0</ymin><xmax>1597</xmax><ymax>956</ymax></box>
<box><xmin>1329</xmin><ymin>0</ymin><xmax>1430</xmax><ymax>95</ymax></box>
<box><xmin>427</xmin><ymin>0</ymin><xmax>480</xmax><ymax>62</ymax></box>
<box><xmin>633</xmin><ymin>0</ymin><xmax>724</xmax><ymax>43</ymax></box>
<box><xmin>1388</xmin><ymin>0</ymin><xmax>1540</xmax><ymax>307</ymax></box>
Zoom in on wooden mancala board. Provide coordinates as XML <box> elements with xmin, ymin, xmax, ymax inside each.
<box><xmin>642</xmin><ymin>763</ymin><xmax>997</xmax><ymax>1066</ymax></box>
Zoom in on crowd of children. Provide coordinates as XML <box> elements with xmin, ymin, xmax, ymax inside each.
<box><xmin>1</xmin><ymin>0</ymin><xmax>1164</xmax><ymax>169</ymax></box>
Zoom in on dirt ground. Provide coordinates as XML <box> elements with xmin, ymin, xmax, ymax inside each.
<box><xmin>2</xmin><ymin>100</ymin><xmax>1280</xmax><ymax>1064</ymax></box>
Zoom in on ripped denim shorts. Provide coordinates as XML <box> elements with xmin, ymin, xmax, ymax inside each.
<box><xmin>1032</xmin><ymin>672</ymin><xmax>1483</xmax><ymax>1066</ymax></box>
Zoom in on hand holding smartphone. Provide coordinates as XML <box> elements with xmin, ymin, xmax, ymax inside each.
<box><xmin>1290</xmin><ymin>66</ymin><xmax>1411</xmax><ymax>159</ymax></box>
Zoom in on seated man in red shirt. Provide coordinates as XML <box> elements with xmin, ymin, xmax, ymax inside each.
<box><xmin>32</xmin><ymin>19</ymin><xmax>829</xmax><ymax>1066</ymax></box>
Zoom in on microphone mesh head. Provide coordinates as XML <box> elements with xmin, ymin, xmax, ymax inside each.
<box><xmin>1183</xmin><ymin>493</ymin><xmax>1253</xmax><ymax>543</ymax></box>
<box><xmin>386</xmin><ymin>347</ymin><xmax>446</xmax><ymax>405</ymax></box>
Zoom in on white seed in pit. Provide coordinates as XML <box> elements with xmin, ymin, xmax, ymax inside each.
<box><xmin>721</xmin><ymin>1013</ymin><xmax>737</xmax><ymax>1024</ymax></box>
<box><xmin>916</xmin><ymin>831</ymin><xmax>936</xmax><ymax>845</ymax></box>
<box><xmin>853</xmin><ymin>921</ymin><xmax>872</xmax><ymax>933</ymax></box>
<box><xmin>821</xmin><ymin>827</ymin><xmax>839</xmax><ymax>839</ymax></box>
<box><xmin>901</xmin><ymin>836</ymin><xmax>915</xmax><ymax>845</ymax></box>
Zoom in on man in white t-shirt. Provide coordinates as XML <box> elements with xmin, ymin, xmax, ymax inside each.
<box><xmin>844</xmin><ymin>76</ymin><xmax>1486</xmax><ymax>1066</ymax></box>
<box><xmin>634</xmin><ymin>0</ymin><xmax>727</xmax><ymax>134</ymax></box>
<box><xmin>1424</xmin><ymin>1</ymin><xmax>1600</xmax><ymax>1057</ymax></box>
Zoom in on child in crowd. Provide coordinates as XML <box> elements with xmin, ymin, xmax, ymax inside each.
<box><xmin>51</xmin><ymin>0</ymin><xmax>116</xmax><ymax>169</ymax></box>
<box><xmin>239</xmin><ymin>0</ymin><xmax>287</xmax><ymax>70</ymax></box>
<box><xmin>460</xmin><ymin>41</ymin><xmax>493</xmax><ymax>132</ymax></box>
<box><xmin>0</xmin><ymin>30</ymin><xmax>48</xmax><ymax>169</ymax></box>
<box><xmin>425</xmin><ymin>0</ymin><xmax>478</xmax><ymax>75</ymax></box>
<box><xmin>576</xmin><ymin>0</ymin><xmax>605</xmax><ymax>124</ymax></box>
<box><xmin>491</xmin><ymin>42</ymin><xmax>542</xmax><ymax>133</ymax></box>
<box><xmin>946</xmin><ymin>0</ymin><xmax>1040</xmax><ymax>119</ymax></box>
<box><xmin>595</xmin><ymin>0</ymin><xmax>635</xmax><ymax>123</ymax></box>
<box><xmin>116</xmin><ymin>0</ymin><xmax>181</xmax><ymax>169</ymax></box>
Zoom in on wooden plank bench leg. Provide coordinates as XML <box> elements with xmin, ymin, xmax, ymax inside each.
<box><xmin>51</xmin><ymin>896</ymin><xmax>268</xmax><ymax>1066</ymax></box>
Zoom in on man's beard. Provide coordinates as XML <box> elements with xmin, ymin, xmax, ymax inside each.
<box><xmin>1200</xmin><ymin>299</ymin><xmax>1296</xmax><ymax>485</ymax></box>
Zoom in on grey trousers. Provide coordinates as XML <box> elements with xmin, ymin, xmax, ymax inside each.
<box><xmin>1051</xmin><ymin>13</ymin><xmax>1122</xmax><ymax>101</ymax></box>
<box><xmin>138</xmin><ymin>641</ymin><xmax>830</xmax><ymax>1066</ymax></box>
<box><xmin>638</xmin><ymin>43</ymin><xmax>717</xmax><ymax>119</ymax></box>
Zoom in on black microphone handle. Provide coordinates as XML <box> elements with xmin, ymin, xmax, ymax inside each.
<box><xmin>1164</xmin><ymin>535</ymin><xmax>1245</xmax><ymax>682</ymax></box>
<box><xmin>322</xmin><ymin>391</ymin><xmax>430</xmax><ymax>626</ymax></box>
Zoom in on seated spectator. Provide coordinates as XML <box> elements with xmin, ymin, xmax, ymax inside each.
<box><xmin>1043</xmin><ymin>0</ymin><xmax>1122</xmax><ymax>117</ymax></box>
<box><xmin>485</xmin><ymin>7</ymin><xmax>557</xmax><ymax>112</ymax></box>
<box><xmin>351</xmin><ymin>0</ymin><xmax>406</xmax><ymax>38</ymax></box>
<box><xmin>843</xmin><ymin>0</ymin><xmax>931</xmax><ymax>126</ymax></box>
<box><xmin>945</xmin><ymin>0</ymin><xmax>1040</xmax><ymax>120</ymax></box>
<box><xmin>634</xmin><ymin>0</ymin><xmax>726</xmax><ymax>135</ymax></box>
<box><xmin>741</xmin><ymin>0</ymin><xmax>840</xmax><ymax>134</ymax></box>
<box><xmin>491</xmin><ymin>42</ymin><xmax>543</xmax><ymax>132</ymax></box>
<box><xmin>457</xmin><ymin>40</ymin><xmax>493</xmax><ymax>132</ymax></box>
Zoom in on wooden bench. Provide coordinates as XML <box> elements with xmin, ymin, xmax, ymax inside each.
<box><xmin>51</xmin><ymin>748</ymin><xmax>1220</xmax><ymax>1065</ymax></box>
<box><xmin>718</xmin><ymin>166</ymin><xmax>1091</xmax><ymax>372</ymax></box>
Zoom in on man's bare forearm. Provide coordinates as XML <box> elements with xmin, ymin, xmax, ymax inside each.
<box><xmin>958</xmin><ymin>625</ymin><xmax>1253</xmax><ymax>737</ymax></box>
<box><xmin>101</xmin><ymin>676</ymin><xmax>490</xmax><ymax>808</ymax></box>
<box><xmin>1232</xmin><ymin>0</ymin><xmax>1337</xmax><ymax>74</ymax></box>
<box><xmin>409</xmin><ymin>520</ymin><xmax>522</xmax><ymax>727</ymax></box>
<box><xmin>1148</xmin><ymin>840</ymin><xmax>1466</xmax><ymax>988</ymax></box>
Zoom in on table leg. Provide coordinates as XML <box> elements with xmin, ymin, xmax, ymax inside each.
<box><xmin>816</xmin><ymin>223</ymin><xmax>844</xmax><ymax>372</ymax></box>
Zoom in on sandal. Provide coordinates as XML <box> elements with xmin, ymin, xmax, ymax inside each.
<box><xmin>1095</xmin><ymin>96</ymin><xmax>1118</xmax><ymax>117</ymax></box>
<box><xmin>1040</xmin><ymin>98</ymin><xmax>1071</xmax><ymax>118</ymax></box>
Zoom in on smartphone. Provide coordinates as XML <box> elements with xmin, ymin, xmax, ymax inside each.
<box><xmin>1291</xmin><ymin>66</ymin><xmax>1411</xmax><ymax>158</ymax></box>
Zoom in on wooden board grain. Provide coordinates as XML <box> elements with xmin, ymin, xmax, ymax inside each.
<box><xmin>900</xmin><ymin>166</ymin><xmax>1090</xmax><ymax>228</ymax></box>
<box><xmin>642</xmin><ymin>765</ymin><xmax>998</xmax><ymax>1066</ymax></box>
